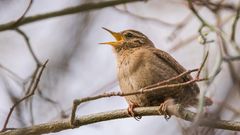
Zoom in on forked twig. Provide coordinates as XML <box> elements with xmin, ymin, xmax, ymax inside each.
<box><xmin>14</xmin><ymin>0</ymin><xmax>33</xmax><ymax>25</ymax></box>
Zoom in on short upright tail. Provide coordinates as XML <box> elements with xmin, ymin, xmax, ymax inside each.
<box><xmin>194</xmin><ymin>96</ymin><xmax>213</xmax><ymax>106</ymax></box>
<box><xmin>204</xmin><ymin>96</ymin><xmax>213</xmax><ymax>106</ymax></box>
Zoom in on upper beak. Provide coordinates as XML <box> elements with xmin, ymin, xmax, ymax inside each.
<box><xmin>99</xmin><ymin>27</ymin><xmax>123</xmax><ymax>47</ymax></box>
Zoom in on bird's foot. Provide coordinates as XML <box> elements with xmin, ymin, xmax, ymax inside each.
<box><xmin>158</xmin><ymin>99</ymin><xmax>174</xmax><ymax>120</ymax></box>
<box><xmin>127</xmin><ymin>101</ymin><xmax>142</xmax><ymax>121</ymax></box>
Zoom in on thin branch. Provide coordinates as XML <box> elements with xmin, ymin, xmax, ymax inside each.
<box><xmin>223</xmin><ymin>55</ymin><xmax>240</xmax><ymax>61</ymax></box>
<box><xmin>230</xmin><ymin>1</ymin><xmax>240</xmax><ymax>42</ymax></box>
<box><xmin>0</xmin><ymin>0</ymin><xmax>144</xmax><ymax>32</ymax></box>
<box><xmin>25</xmin><ymin>68</ymin><xmax>39</xmax><ymax>95</ymax></box>
<box><xmin>37</xmin><ymin>88</ymin><xmax>66</xmax><ymax>118</ymax></box>
<box><xmin>144</xmin><ymin>68</ymin><xmax>198</xmax><ymax>89</ymax></box>
<box><xmin>1</xmin><ymin>105</ymin><xmax>240</xmax><ymax>135</ymax></box>
<box><xmin>14</xmin><ymin>0</ymin><xmax>33</xmax><ymax>25</ymax></box>
<box><xmin>15</xmin><ymin>28</ymin><xmax>41</xmax><ymax>65</ymax></box>
<box><xmin>187</xmin><ymin>0</ymin><xmax>209</xmax><ymax>27</ymax></box>
<box><xmin>217</xmin><ymin>19</ymin><xmax>240</xmax><ymax>85</ymax></box>
<box><xmin>196</xmin><ymin>51</ymin><xmax>208</xmax><ymax>78</ymax></box>
<box><xmin>1</xmin><ymin>60</ymin><xmax>48</xmax><ymax>132</ymax></box>
<box><xmin>193</xmin><ymin>0</ymin><xmax>238</xmax><ymax>12</ymax></box>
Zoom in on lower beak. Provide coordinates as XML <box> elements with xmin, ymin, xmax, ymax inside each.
<box><xmin>100</xmin><ymin>27</ymin><xmax>123</xmax><ymax>47</ymax></box>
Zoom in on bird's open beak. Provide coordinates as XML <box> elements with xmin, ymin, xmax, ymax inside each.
<box><xmin>99</xmin><ymin>27</ymin><xmax>123</xmax><ymax>47</ymax></box>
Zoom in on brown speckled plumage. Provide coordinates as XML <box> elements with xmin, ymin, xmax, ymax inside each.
<box><xmin>102</xmin><ymin>28</ymin><xmax>212</xmax><ymax>108</ymax></box>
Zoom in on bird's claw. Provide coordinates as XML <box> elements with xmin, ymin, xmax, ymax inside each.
<box><xmin>127</xmin><ymin>102</ymin><xmax>142</xmax><ymax>121</ymax></box>
<box><xmin>158</xmin><ymin>99</ymin><xmax>174</xmax><ymax>120</ymax></box>
<box><xmin>158</xmin><ymin>103</ymin><xmax>171</xmax><ymax>120</ymax></box>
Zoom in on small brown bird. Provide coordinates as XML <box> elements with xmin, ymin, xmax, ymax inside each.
<box><xmin>100</xmin><ymin>28</ymin><xmax>212</xmax><ymax>119</ymax></box>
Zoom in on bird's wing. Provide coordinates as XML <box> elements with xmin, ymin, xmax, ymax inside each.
<box><xmin>148</xmin><ymin>47</ymin><xmax>199</xmax><ymax>93</ymax></box>
<box><xmin>149</xmin><ymin>47</ymin><xmax>192</xmax><ymax>80</ymax></box>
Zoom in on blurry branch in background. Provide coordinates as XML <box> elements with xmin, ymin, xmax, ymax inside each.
<box><xmin>223</xmin><ymin>55</ymin><xmax>240</xmax><ymax>61</ymax></box>
<box><xmin>113</xmin><ymin>6</ymin><xmax>175</xmax><ymax>27</ymax></box>
<box><xmin>0</xmin><ymin>0</ymin><xmax>144</xmax><ymax>32</ymax></box>
<box><xmin>168</xmin><ymin>14</ymin><xmax>234</xmax><ymax>52</ymax></box>
<box><xmin>15</xmin><ymin>29</ymin><xmax>40</xmax><ymax>65</ymax></box>
<box><xmin>231</xmin><ymin>1</ymin><xmax>240</xmax><ymax>43</ymax></box>
<box><xmin>1</xmin><ymin>60</ymin><xmax>48</xmax><ymax>132</ymax></box>
<box><xmin>0</xmin><ymin>64</ymin><xmax>24</xmax><ymax>86</ymax></box>
<box><xmin>2</xmin><ymin>106</ymin><xmax>240</xmax><ymax>135</ymax></box>
<box><xmin>37</xmin><ymin>87</ymin><xmax>68</xmax><ymax>119</ymax></box>
<box><xmin>192</xmin><ymin>0</ymin><xmax>237</xmax><ymax>12</ymax></box>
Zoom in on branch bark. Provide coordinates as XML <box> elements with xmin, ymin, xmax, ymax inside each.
<box><xmin>0</xmin><ymin>0</ymin><xmax>144</xmax><ymax>32</ymax></box>
<box><xmin>1</xmin><ymin>105</ymin><xmax>240</xmax><ymax>135</ymax></box>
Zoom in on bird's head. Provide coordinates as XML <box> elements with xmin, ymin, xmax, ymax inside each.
<box><xmin>100</xmin><ymin>28</ymin><xmax>154</xmax><ymax>52</ymax></box>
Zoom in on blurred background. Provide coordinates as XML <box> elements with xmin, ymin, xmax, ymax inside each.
<box><xmin>0</xmin><ymin>0</ymin><xmax>240</xmax><ymax>135</ymax></box>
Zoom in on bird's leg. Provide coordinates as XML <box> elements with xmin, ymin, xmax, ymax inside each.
<box><xmin>127</xmin><ymin>101</ymin><xmax>142</xmax><ymax>121</ymax></box>
<box><xmin>158</xmin><ymin>98</ymin><xmax>175</xmax><ymax>120</ymax></box>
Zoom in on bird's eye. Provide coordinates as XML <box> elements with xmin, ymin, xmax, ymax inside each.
<box><xmin>125</xmin><ymin>32</ymin><xmax>134</xmax><ymax>38</ymax></box>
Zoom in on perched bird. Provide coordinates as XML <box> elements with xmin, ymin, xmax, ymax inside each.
<box><xmin>100</xmin><ymin>28</ymin><xmax>212</xmax><ymax>119</ymax></box>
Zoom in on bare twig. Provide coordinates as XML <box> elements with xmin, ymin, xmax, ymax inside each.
<box><xmin>230</xmin><ymin>1</ymin><xmax>240</xmax><ymax>42</ymax></box>
<box><xmin>15</xmin><ymin>28</ymin><xmax>41</xmax><ymax>65</ymax></box>
<box><xmin>37</xmin><ymin>88</ymin><xmax>65</xmax><ymax>118</ymax></box>
<box><xmin>25</xmin><ymin>68</ymin><xmax>39</xmax><ymax>95</ymax></box>
<box><xmin>14</xmin><ymin>0</ymin><xmax>33</xmax><ymax>25</ymax></box>
<box><xmin>1</xmin><ymin>60</ymin><xmax>48</xmax><ymax>132</ymax></box>
<box><xmin>0</xmin><ymin>0</ymin><xmax>144</xmax><ymax>32</ymax></box>
<box><xmin>144</xmin><ymin>68</ymin><xmax>198</xmax><ymax>89</ymax></box>
<box><xmin>193</xmin><ymin>0</ymin><xmax>238</xmax><ymax>12</ymax></box>
<box><xmin>217</xmin><ymin>23</ymin><xmax>240</xmax><ymax>86</ymax></box>
<box><xmin>196</xmin><ymin>51</ymin><xmax>208</xmax><ymax>78</ymax></box>
<box><xmin>1</xmin><ymin>106</ymin><xmax>240</xmax><ymax>135</ymax></box>
<box><xmin>188</xmin><ymin>0</ymin><xmax>209</xmax><ymax>27</ymax></box>
<box><xmin>223</xmin><ymin>55</ymin><xmax>240</xmax><ymax>61</ymax></box>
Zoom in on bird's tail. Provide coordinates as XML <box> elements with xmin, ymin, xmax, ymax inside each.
<box><xmin>197</xmin><ymin>96</ymin><xmax>213</xmax><ymax>106</ymax></box>
<box><xmin>190</xmin><ymin>96</ymin><xmax>213</xmax><ymax>107</ymax></box>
